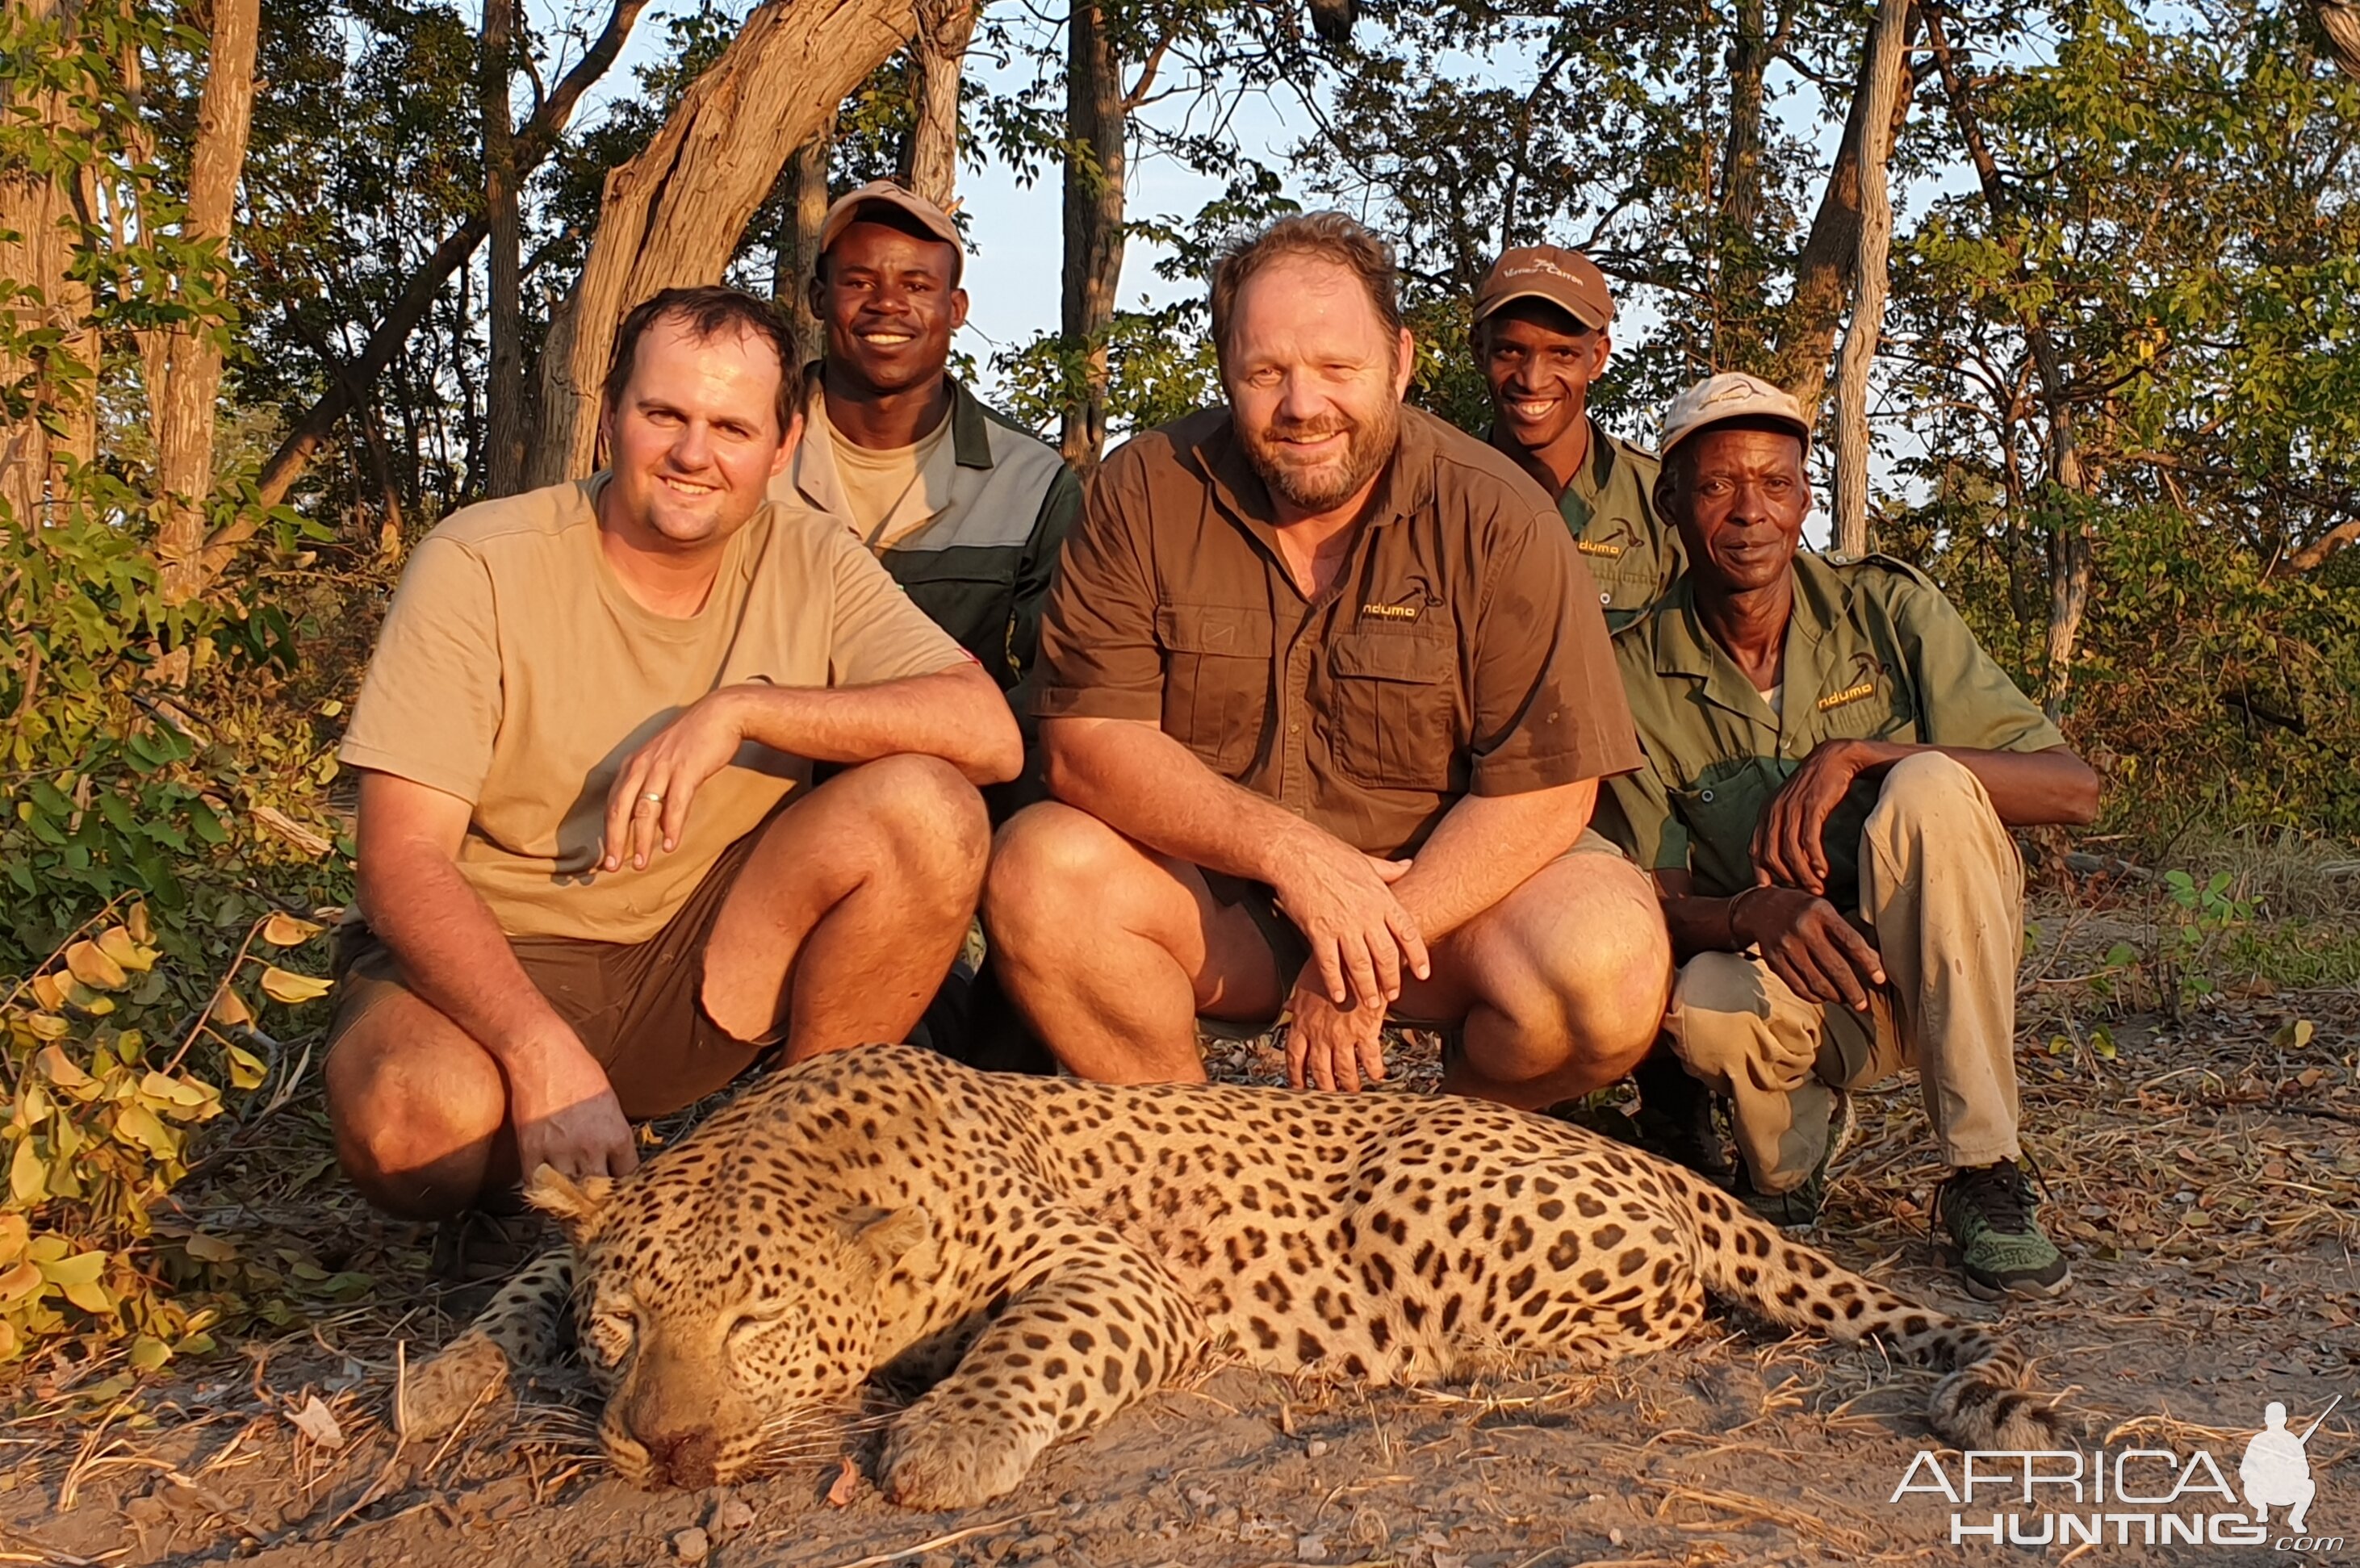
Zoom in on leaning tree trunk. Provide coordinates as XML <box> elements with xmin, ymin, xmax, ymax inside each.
<box><xmin>482</xmin><ymin>0</ymin><xmax>529</xmax><ymax>498</ymax></box>
<box><xmin>151</xmin><ymin>0</ymin><xmax>260</xmax><ymax>604</ymax></box>
<box><xmin>900</xmin><ymin>0</ymin><xmax>975</xmax><ymax>207</ymax></box>
<box><xmin>1059</xmin><ymin>0</ymin><xmax>1124</xmax><ymax>473</ymax></box>
<box><xmin>1827</xmin><ymin>0</ymin><xmax>1910</xmax><ymax>559</ymax></box>
<box><xmin>0</xmin><ymin>0</ymin><xmax>99</xmax><ymax>529</ymax></box>
<box><xmin>775</xmin><ymin>128</ymin><xmax>834</xmax><ymax>366</ymax></box>
<box><xmin>529</xmin><ymin>0</ymin><xmax>920</xmax><ymax>486</ymax></box>
<box><xmin>1767</xmin><ymin>2</ymin><xmax>1919</xmax><ymax>413</ymax></box>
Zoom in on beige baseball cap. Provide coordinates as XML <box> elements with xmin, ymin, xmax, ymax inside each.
<box><xmin>1659</xmin><ymin>371</ymin><xmax>1813</xmax><ymax>458</ymax></box>
<box><xmin>1473</xmin><ymin>245</ymin><xmax>1613</xmax><ymax>332</ymax></box>
<box><xmin>817</xmin><ymin>180</ymin><xmax>965</xmax><ymax>282</ymax></box>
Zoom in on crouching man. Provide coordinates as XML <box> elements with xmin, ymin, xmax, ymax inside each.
<box><xmin>983</xmin><ymin>214</ymin><xmax>1670</xmax><ymax>1105</ymax></box>
<box><xmin>325</xmin><ymin>286</ymin><xmax>1019</xmax><ymax>1248</ymax></box>
<box><xmin>1604</xmin><ymin>372</ymin><xmax>2099</xmax><ymax>1298</ymax></box>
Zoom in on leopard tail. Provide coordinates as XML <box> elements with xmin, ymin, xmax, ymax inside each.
<box><xmin>1672</xmin><ymin>1167</ymin><xmax>2073</xmax><ymax>1452</ymax></box>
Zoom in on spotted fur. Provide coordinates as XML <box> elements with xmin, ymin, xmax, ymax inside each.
<box><xmin>401</xmin><ymin>1044</ymin><xmax>2066</xmax><ymax>1507</ymax></box>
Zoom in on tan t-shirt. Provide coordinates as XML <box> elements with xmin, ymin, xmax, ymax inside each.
<box><xmin>340</xmin><ymin>478</ymin><xmax>965</xmax><ymax>943</ymax></box>
<box><xmin>830</xmin><ymin>410</ymin><xmax>953</xmax><ymax>551</ymax></box>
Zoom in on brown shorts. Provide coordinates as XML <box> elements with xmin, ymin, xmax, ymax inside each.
<box><xmin>1204</xmin><ymin>826</ymin><xmax>1629</xmax><ymax>988</ymax></box>
<box><xmin>325</xmin><ymin>828</ymin><xmax>774</xmax><ymax>1121</ymax></box>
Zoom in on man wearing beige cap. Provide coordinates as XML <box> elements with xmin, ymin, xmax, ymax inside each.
<box><xmin>1601</xmin><ymin>371</ymin><xmax>2100</xmax><ymax>1300</ymax></box>
<box><xmin>1471</xmin><ymin>245</ymin><xmax>1677</xmax><ymax>630</ymax></box>
<box><xmin>778</xmin><ymin>180</ymin><xmax>1079</xmax><ymax>738</ymax></box>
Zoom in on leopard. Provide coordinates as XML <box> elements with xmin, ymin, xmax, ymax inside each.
<box><xmin>400</xmin><ymin>1043</ymin><xmax>2069</xmax><ymax>1510</ymax></box>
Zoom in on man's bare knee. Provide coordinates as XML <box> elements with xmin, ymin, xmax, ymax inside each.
<box><xmin>826</xmin><ymin>753</ymin><xmax>990</xmax><ymax>900</ymax></box>
<box><xmin>983</xmin><ymin>803</ymin><xmax>1133</xmax><ymax>956</ymax></box>
<box><xmin>325</xmin><ymin>1012</ymin><xmax>508</xmax><ymax>1219</ymax></box>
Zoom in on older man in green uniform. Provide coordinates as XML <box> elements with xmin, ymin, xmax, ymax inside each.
<box><xmin>1473</xmin><ymin>245</ymin><xmax>1678</xmax><ymax>629</ymax></box>
<box><xmin>1604</xmin><ymin>372</ymin><xmax>2101</xmax><ymax>1300</ymax></box>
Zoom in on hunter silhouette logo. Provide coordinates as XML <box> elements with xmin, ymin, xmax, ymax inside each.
<box><xmin>2243</xmin><ymin>1398</ymin><xmax>2335</xmax><ymax>1533</ymax></box>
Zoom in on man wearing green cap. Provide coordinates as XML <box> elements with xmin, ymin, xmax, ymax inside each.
<box><xmin>1602</xmin><ymin>371</ymin><xmax>2101</xmax><ymax>1300</ymax></box>
<box><xmin>1471</xmin><ymin>245</ymin><xmax>1679</xmax><ymax>631</ymax></box>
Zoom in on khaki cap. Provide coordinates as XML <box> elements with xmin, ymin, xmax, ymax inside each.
<box><xmin>1659</xmin><ymin>371</ymin><xmax>1813</xmax><ymax>458</ymax></box>
<box><xmin>817</xmin><ymin>180</ymin><xmax>965</xmax><ymax>282</ymax></box>
<box><xmin>1473</xmin><ymin>245</ymin><xmax>1613</xmax><ymax>332</ymax></box>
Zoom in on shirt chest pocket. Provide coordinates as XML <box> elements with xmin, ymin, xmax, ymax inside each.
<box><xmin>1804</xmin><ymin>679</ymin><xmax>1916</xmax><ymax>746</ymax></box>
<box><xmin>1667</xmin><ymin>768</ymin><xmax>1780</xmax><ymax>887</ymax></box>
<box><xmin>1157</xmin><ymin>604</ymin><xmax>1272</xmax><ymax>776</ymax></box>
<box><xmin>1328</xmin><ymin>627</ymin><xmax>1458</xmax><ymax>790</ymax></box>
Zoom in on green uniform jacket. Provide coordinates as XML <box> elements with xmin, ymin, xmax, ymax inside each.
<box><xmin>1488</xmin><ymin>416</ymin><xmax>1681</xmax><ymax>631</ymax></box>
<box><xmin>1602</xmin><ymin>552</ymin><xmax>2065</xmax><ymax>901</ymax></box>
<box><xmin>777</xmin><ymin>372</ymin><xmax>1082</xmax><ymax>694</ymax></box>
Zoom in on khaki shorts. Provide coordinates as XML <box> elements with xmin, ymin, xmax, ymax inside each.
<box><xmin>325</xmin><ymin>828</ymin><xmax>774</xmax><ymax>1121</ymax></box>
<box><xmin>1206</xmin><ymin>826</ymin><xmax>1627</xmax><ymax>987</ymax></box>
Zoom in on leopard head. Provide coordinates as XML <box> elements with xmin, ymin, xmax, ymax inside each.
<box><xmin>527</xmin><ymin>1162</ymin><xmax>933</xmax><ymax>1489</ymax></box>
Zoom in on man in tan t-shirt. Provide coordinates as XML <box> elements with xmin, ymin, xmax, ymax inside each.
<box><xmin>326</xmin><ymin>285</ymin><xmax>1020</xmax><ymax>1231</ymax></box>
<box><xmin>983</xmin><ymin>214</ymin><xmax>1672</xmax><ymax>1105</ymax></box>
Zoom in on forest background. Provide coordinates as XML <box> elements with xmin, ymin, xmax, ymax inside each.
<box><xmin>2</xmin><ymin>0</ymin><xmax>2358</xmax><ymax>1374</ymax></box>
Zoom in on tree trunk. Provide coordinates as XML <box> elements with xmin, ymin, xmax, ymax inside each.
<box><xmin>900</xmin><ymin>0</ymin><xmax>974</xmax><ymax>207</ymax></box>
<box><xmin>1926</xmin><ymin>10</ymin><xmax>2094</xmax><ymax>714</ymax></box>
<box><xmin>0</xmin><ymin>0</ymin><xmax>98</xmax><ymax>529</ymax></box>
<box><xmin>1059</xmin><ymin>0</ymin><xmax>1124</xmax><ymax>473</ymax></box>
<box><xmin>150</xmin><ymin>0</ymin><xmax>260</xmax><ymax>604</ymax></box>
<box><xmin>1828</xmin><ymin>0</ymin><xmax>1910</xmax><ymax>558</ymax></box>
<box><xmin>1714</xmin><ymin>0</ymin><xmax>1772</xmax><ymax>367</ymax></box>
<box><xmin>775</xmin><ymin>127</ymin><xmax>833</xmax><ymax>366</ymax></box>
<box><xmin>482</xmin><ymin>0</ymin><xmax>528</xmax><ymax>498</ymax></box>
<box><xmin>245</xmin><ymin>0</ymin><xmax>648</xmax><ymax>526</ymax></box>
<box><xmin>529</xmin><ymin>0</ymin><xmax>920</xmax><ymax>487</ymax></box>
<box><xmin>1767</xmin><ymin>3</ymin><xmax>1919</xmax><ymax>412</ymax></box>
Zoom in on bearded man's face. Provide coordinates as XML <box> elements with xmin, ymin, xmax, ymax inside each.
<box><xmin>1221</xmin><ymin>254</ymin><xmax>1415</xmax><ymax>519</ymax></box>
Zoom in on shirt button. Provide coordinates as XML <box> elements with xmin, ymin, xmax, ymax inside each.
<box><xmin>1701</xmin><ymin>788</ymin><xmax>1716</xmax><ymax>803</ymax></box>
<box><xmin>1288</xmin><ymin>722</ymin><xmax>1303</xmax><ymax>736</ymax></box>
<box><xmin>1600</xmin><ymin>592</ymin><xmax>1612</xmax><ymax>604</ymax></box>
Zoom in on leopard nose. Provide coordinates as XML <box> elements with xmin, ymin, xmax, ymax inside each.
<box><xmin>645</xmin><ymin>1426</ymin><xmax>720</xmax><ymax>1490</ymax></box>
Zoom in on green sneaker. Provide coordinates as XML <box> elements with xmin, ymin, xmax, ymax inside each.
<box><xmin>1935</xmin><ymin>1160</ymin><xmax>2073</xmax><ymax>1300</ymax></box>
<box><xmin>1734</xmin><ymin>1087</ymin><xmax>1855</xmax><ymax>1229</ymax></box>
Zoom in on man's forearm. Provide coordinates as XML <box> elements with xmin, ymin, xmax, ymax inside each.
<box><xmin>1661</xmin><ymin>890</ymin><xmax>1746</xmax><ymax>960</ymax></box>
<box><xmin>1840</xmin><ymin>741</ymin><xmax>2099</xmax><ymax>826</ymax></box>
<box><xmin>1042</xmin><ymin>717</ymin><xmax>1334</xmax><ymax>884</ymax></box>
<box><xmin>1390</xmin><ymin>780</ymin><xmax>1596</xmax><ymax>943</ymax></box>
<box><xmin>358</xmin><ymin>845</ymin><xmax>575</xmax><ymax>1070</ymax></box>
<box><xmin>726</xmin><ymin>666</ymin><xmax>1022</xmax><ymax>786</ymax></box>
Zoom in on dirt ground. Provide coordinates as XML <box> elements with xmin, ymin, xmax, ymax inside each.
<box><xmin>5</xmin><ymin>903</ymin><xmax>2356</xmax><ymax>1568</ymax></box>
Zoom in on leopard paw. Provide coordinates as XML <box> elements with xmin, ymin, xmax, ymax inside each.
<box><xmin>399</xmin><ymin>1332</ymin><xmax>516</xmax><ymax>1443</ymax></box>
<box><xmin>878</xmin><ymin>1415</ymin><xmax>1034</xmax><ymax>1510</ymax></box>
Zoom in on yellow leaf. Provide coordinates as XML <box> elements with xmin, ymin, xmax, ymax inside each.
<box><xmin>111</xmin><ymin>1102</ymin><xmax>178</xmax><ymax>1160</ymax></box>
<box><xmin>25</xmin><ymin>1013</ymin><xmax>71</xmax><ymax>1041</ymax></box>
<box><xmin>128</xmin><ymin>901</ymin><xmax>152</xmax><ymax>944</ymax></box>
<box><xmin>142</xmin><ymin>1071</ymin><xmax>212</xmax><ymax>1110</ymax></box>
<box><xmin>258</xmin><ymin>966</ymin><xmax>333</xmax><ymax>1006</ymax></box>
<box><xmin>0</xmin><ymin>1215</ymin><xmax>26</xmax><ymax>1261</ymax></box>
<box><xmin>34</xmin><ymin>1044</ymin><xmax>94</xmax><ymax>1090</ymax></box>
<box><xmin>262</xmin><ymin>911</ymin><xmax>325</xmax><ymax>947</ymax></box>
<box><xmin>95</xmin><ymin>925</ymin><xmax>157</xmax><ymax>974</ymax></box>
<box><xmin>128</xmin><ymin>1336</ymin><xmax>170</xmax><ymax>1371</ymax></box>
<box><xmin>60</xmin><ymin>978</ymin><xmax>112</xmax><ymax>1018</ymax></box>
<box><xmin>224</xmin><ymin>1044</ymin><xmax>266</xmax><ymax>1091</ymax></box>
<box><xmin>9</xmin><ymin>1140</ymin><xmax>46</xmax><ymax>1204</ymax></box>
<box><xmin>209</xmin><ymin>986</ymin><xmax>253</xmax><ymax>1029</ymax></box>
<box><xmin>64</xmin><ymin>941</ymin><xmax>127</xmax><ymax>992</ymax></box>
<box><xmin>28</xmin><ymin>972</ymin><xmax>65</xmax><ymax>1011</ymax></box>
<box><xmin>0</xmin><ymin>1261</ymin><xmax>41</xmax><ymax>1302</ymax></box>
<box><xmin>35</xmin><ymin>1251</ymin><xmax>105</xmax><ymax>1289</ymax></box>
<box><xmin>61</xmin><ymin>1277</ymin><xmax>113</xmax><ymax>1315</ymax></box>
<box><xmin>182</xmin><ymin>1232</ymin><xmax>238</xmax><ymax>1264</ymax></box>
<box><xmin>0</xmin><ymin>1319</ymin><xmax>16</xmax><ymax>1360</ymax></box>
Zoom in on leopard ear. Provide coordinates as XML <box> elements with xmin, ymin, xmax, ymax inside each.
<box><xmin>839</xmin><ymin>1204</ymin><xmax>931</xmax><ymax>1269</ymax></box>
<box><xmin>526</xmin><ymin>1166</ymin><xmax>613</xmax><ymax>1236</ymax></box>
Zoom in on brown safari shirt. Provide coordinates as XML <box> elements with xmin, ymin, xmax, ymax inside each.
<box><xmin>1034</xmin><ymin>404</ymin><xmax>1642</xmax><ymax>858</ymax></box>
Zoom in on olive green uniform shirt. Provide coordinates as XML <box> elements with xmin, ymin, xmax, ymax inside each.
<box><xmin>1488</xmin><ymin>416</ymin><xmax>1680</xmax><ymax>631</ymax></box>
<box><xmin>1602</xmin><ymin>552</ymin><xmax>2065</xmax><ymax>901</ymax></box>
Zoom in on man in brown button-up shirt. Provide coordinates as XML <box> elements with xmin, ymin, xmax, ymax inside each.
<box><xmin>984</xmin><ymin>214</ymin><xmax>1672</xmax><ymax>1106</ymax></box>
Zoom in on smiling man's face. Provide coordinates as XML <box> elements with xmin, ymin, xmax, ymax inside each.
<box><xmin>814</xmin><ymin>218</ymin><xmax>967</xmax><ymax>400</ymax></box>
<box><xmin>598</xmin><ymin>313</ymin><xmax>794</xmax><ymax>554</ymax></box>
<box><xmin>1663</xmin><ymin>424</ymin><xmax>1810</xmax><ymax>596</ymax></box>
<box><xmin>1479</xmin><ymin>299</ymin><xmax>1609</xmax><ymax>460</ymax></box>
